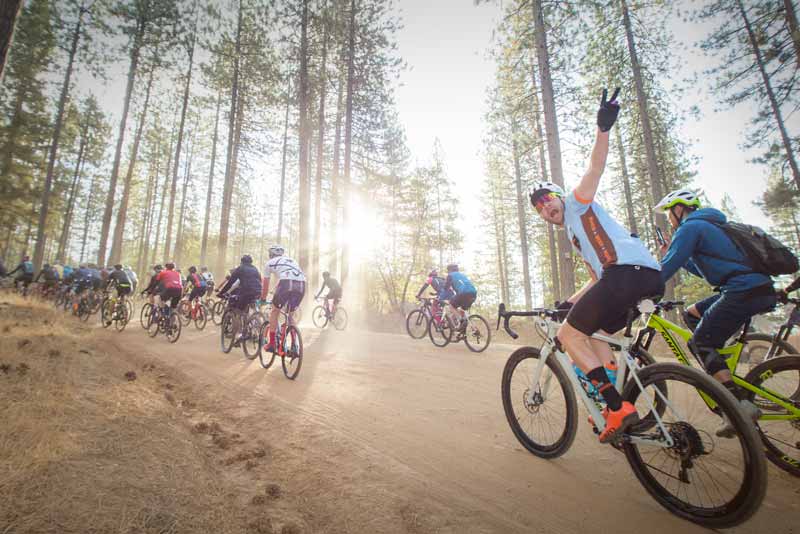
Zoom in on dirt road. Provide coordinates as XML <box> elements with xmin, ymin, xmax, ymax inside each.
<box><xmin>109</xmin><ymin>319</ymin><xmax>799</xmax><ymax>534</ymax></box>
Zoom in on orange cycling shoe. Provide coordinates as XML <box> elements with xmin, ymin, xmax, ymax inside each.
<box><xmin>598</xmin><ymin>401</ymin><xmax>639</xmax><ymax>444</ymax></box>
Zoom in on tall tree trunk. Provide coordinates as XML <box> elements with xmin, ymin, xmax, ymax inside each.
<box><xmin>277</xmin><ymin>85</ymin><xmax>290</xmax><ymax>244</ymax></box>
<box><xmin>491</xmin><ymin>183</ymin><xmax>507</xmax><ymax>304</ymax></box>
<box><xmin>512</xmin><ymin>132</ymin><xmax>532</xmax><ymax>310</ymax></box>
<box><xmin>110</xmin><ymin>64</ymin><xmax>155</xmax><ymax>264</ymax></box>
<box><xmin>341</xmin><ymin>0</ymin><xmax>356</xmax><ymax>284</ymax></box>
<box><xmin>137</xmin><ymin>145</ymin><xmax>158</xmax><ymax>277</ymax></box>
<box><xmin>200</xmin><ymin>91</ymin><xmax>222</xmax><ymax>265</ymax></box>
<box><xmin>165</xmin><ymin>34</ymin><xmax>196</xmax><ymax>260</ymax></box>
<box><xmin>153</xmin><ymin>122</ymin><xmax>175</xmax><ymax>266</ymax></box>
<box><xmin>0</xmin><ymin>0</ymin><xmax>23</xmax><ymax>86</ymax></box>
<box><xmin>33</xmin><ymin>7</ymin><xmax>85</xmax><ymax>270</ymax></box>
<box><xmin>174</xmin><ymin>131</ymin><xmax>195</xmax><ymax>265</ymax></box>
<box><xmin>80</xmin><ymin>172</ymin><xmax>99</xmax><ymax>263</ymax></box>
<box><xmin>312</xmin><ymin>0</ymin><xmax>329</xmax><ymax>287</ymax></box>
<box><xmin>57</xmin><ymin>125</ymin><xmax>88</xmax><ymax>262</ymax></box>
<box><xmin>785</xmin><ymin>0</ymin><xmax>800</xmax><ymax>69</ymax></box>
<box><xmin>737</xmin><ymin>0</ymin><xmax>800</xmax><ymax>188</ymax></box>
<box><xmin>330</xmin><ymin>62</ymin><xmax>345</xmax><ymax>274</ymax></box>
<box><xmin>531</xmin><ymin>0</ymin><xmax>574</xmax><ymax>295</ymax></box>
<box><xmin>98</xmin><ymin>16</ymin><xmax>145</xmax><ymax>265</ymax></box>
<box><xmin>614</xmin><ymin>126</ymin><xmax>637</xmax><ymax>234</ymax></box>
<box><xmin>217</xmin><ymin>0</ymin><xmax>242</xmax><ymax>275</ymax></box>
<box><xmin>297</xmin><ymin>0</ymin><xmax>311</xmax><ymax>272</ymax></box>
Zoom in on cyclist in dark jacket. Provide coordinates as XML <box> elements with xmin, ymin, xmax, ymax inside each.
<box><xmin>104</xmin><ymin>264</ymin><xmax>133</xmax><ymax>298</ymax></box>
<box><xmin>656</xmin><ymin>189</ymin><xmax>776</xmax><ymax>437</ymax></box>
<box><xmin>8</xmin><ymin>255</ymin><xmax>34</xmax><ymax>288</ymax></box>
<box><xmin>216</xmin><ymin>255</ymin><xmax>262</xmax><ymax>311</ymax></box>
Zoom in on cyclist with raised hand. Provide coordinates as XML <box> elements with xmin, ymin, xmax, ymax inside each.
<box><xmin>156</xmin><ymin>262</ymin><xmax>183</xmax><ymax>310</ymax></box>
<box><xmin>185</xmin><ymin>266</ymin><xmax>206</xmax><ymax>304</ymax></box>
<box><xmin>262</xmin><ymin>245</ymin><xmax>306</xmax><ymax>352</ymax></box>
<box><xmin>34</xmin><ymin>263</ymin><xmax>59</xmax><ymax>297</ymax></box>
<box><xmin>7</xmin><ymin>255</ymin><xmax>35</xmax><ymax>291</ymax></box>
<box><xmin>443</xmin><ymin>263</ymin><xmax>477</xmax><ymax>328</ymax></box>
<box><xmin>655</xmin><ymin>188</ymin><xmax>777</xmax><ymax>436</ymax></box>
<box><xmin>314</xmin><ymin>271</ymin><xmax>342</xmax><ymax>316</ymax></box>
<box><xmin>529</xmin><ymin>87</ymin><xmax>664</xmax><ymax>443</ymax></box>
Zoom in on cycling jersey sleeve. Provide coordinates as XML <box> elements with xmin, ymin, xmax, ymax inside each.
<box><xmin>660</xmin><ymin>223</ymin><xmax>702</xmax><ymax>283</ymax></box>
<box><xmin>415</xmin><ymin>282</ymin><xmax>430</xmax><ymax>298</ymax></box>
<box><xmin>785</xmin><ymin>276</ymin><xmax>800</xmax><ymax>294</ymax></box>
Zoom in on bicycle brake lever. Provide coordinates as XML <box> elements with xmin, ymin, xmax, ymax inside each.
<box><xmin>496</xmin><ymin>303</ymin><xmax>505</xmax><ymax>331</ymax></box>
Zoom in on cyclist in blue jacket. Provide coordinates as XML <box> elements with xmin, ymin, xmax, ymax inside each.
<box><xmin>443</xmin><ymin>263</ymin><xmax>477</xmax><ymax>327</ymax></box>
<box><xmin>656</xmin><ymin>188</ymin><xmax>776</xmax><ymax>437</ymax></box>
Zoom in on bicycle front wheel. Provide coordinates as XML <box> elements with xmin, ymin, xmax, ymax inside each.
<box><xmin>194</xmin><ymin>304</ymin><xmax>208</xmax><ymax>330</ymax></box>
<box><xmin>463</xmin><ymin>314</ymin><xmax>490</xmax><ymax>353</ymax></box>
<box><xmin>621</xmin><ymin>362</ymin><xmax>766</xmax><ymax>528</ymax></box>
<box><xmin>332</xmin><ymin>307</ymin><xmax>348</xmax><ymax>331</ymax></box>
<box><xmin>281</xmin><ymin>325</ymin><xmax>303</xmax><ymax>380</ymax></box>
<box><xmin>501</xmin><ymin>346</ymin><xmax>578</xmax><ymax>459</ymax></box>
<box><xmin>100</xmin><ymin>300</ymin><xmax>113</xmax><ymax>328</ymax></box>
<box><xmin>312</xmin><ymin>306</ymin><xmax>328</xmax><ymax>328</ymax></box>
<box><xmin>428</xmin><ymin>315</ymin><xmax>451</xmax><ymax>348</ymax></box>
<box><xmin>212</xmin><ymin>300</ymin><xmax>225</xmax><ymax>326</ymax></box>
<box><xmin>114</xmin><ymin>303</ymin><xmax>130</xmax><ymax>332</ymax></box>
<box><xmin>405</xmin><ymin>309</ymin><xmax>429</xmax><ymax>339</ymax></box>
<box><xmin>178</xmin><ymin>300</ymin><xmax>192</xmax><ymax>327</ymax></box>
<box><xmin>743</xmin><ymin>354</ymin><xmax>800</xmax><ymax>477</ymax></box>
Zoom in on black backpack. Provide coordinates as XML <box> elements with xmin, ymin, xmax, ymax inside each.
<box><xmin>697</xmin><ymin>218</ymin><xmax>799</xmax><ymax>280</ymax></box>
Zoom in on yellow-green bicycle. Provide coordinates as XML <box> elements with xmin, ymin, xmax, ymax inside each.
<box><xmin>630</xmin><ymin>300</ymin><xmax>800</xmax><ymax>477</ymax></box>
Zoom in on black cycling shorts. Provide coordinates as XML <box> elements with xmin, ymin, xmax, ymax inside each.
<box><xmin>326</xmin><ymin>288</ymin><xmax>342</xmax><ymax>301</ymax></box>
<box><xmin>160</xmin><ymin>287</ymin><xmax>182</xmax><ymax>308</ymax></box>
<box><xmin>451</xmin><ymin>291</ymin><xmax>476</xmax><ymax>310</ymax></box>
<box><xmin>566</xmin><ymin>265</ymin><xmax>664</xmax><ymax>336</ymax></box>
<box><xmin>274</xmin><ymin>280</ymin><xmax>305</xmax><ymax>311</ymax></box>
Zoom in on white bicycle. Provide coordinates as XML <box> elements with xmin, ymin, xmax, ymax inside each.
<box><xmin>497</xmin><ymin>300</ymin><xmax>766</xmax><ymax>528</ymax></box>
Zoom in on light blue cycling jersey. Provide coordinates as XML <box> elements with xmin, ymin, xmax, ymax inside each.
<box><xmin>564</xmin><ymin>191</ymin><xmax>660</xmax><ymax>278</ymax></box>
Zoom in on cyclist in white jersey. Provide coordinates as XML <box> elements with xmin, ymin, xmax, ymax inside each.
<box><xmin>262</xmin><ymin>244</ymin><xmax>306</xmax><ymax>351</ymax></box>
<box><xmin>529</xmin><ymin>88</ymin><xmax>664</xmax><ymax>443</ymax></box>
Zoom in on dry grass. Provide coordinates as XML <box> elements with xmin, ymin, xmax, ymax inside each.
<box><xmin>0</xmin><ymin>296</ymin><xmax>277</xmax><ymax>534</ymax></box>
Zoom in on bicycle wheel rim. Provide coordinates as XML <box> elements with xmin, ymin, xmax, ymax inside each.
<box><xmin>743</xmin><ymin>355</ymin><xmax>800</xmax><ymax>477</ymax></box>
<box><xmin>622</xmin><ymin>363</ymin><xmax>766</xmax><ymax>528</ymax></box>
<box><xmin>281</xmin><ymin>326</ymin><xmax>303</xmax><ymax>379</ymax></box>
<box><xmin>464</xmin><ymin>315</ymin><xmax>490</xmax><ymax>353</ymax></box>
<box><xmin>194</xmin><ymin>306</ymin><xmax>207</xmax><ymax>330</ymax></box>
<box><xmin>167</xmin><ymin>314</ymin><xmax>181</xmax><ymax>343</ymax></box>
<box><xmin>312</xmin><ymin>306</ymin><xmax>328</xmax><ymax>328</ymax></box>
<box><xmin>501</xmin><ymin>347</ymin><xmax>577</xmax><ymax>458</ymax></box>
<box><xmin>242</xmin><ymin>315</ymin><xmax>262</xmax><ymax>360</ymax></box>
<box><xmin>115</xmin><ymin>305</ymin><xmax>129</xmax><ymax>332</ymax></box>
<box><xmin>258</xmin><ymin>323</ymin><xmax>276</xmax><ymax>369</ymax></box>
<box><xmin>405</xmin><ymin>310</ymin><xmax>429</xmax><ymax>339</ymax></box>
<box><xmin>220</xmin><ymin>312</ymin><xmax>235</xmax><ymax>353</ymax></box>
<box><xmin>140</xmin><ymin>304</ymin><xmax>152</xmax><ymax>329</ymax></box>
<box><xmin>428</xmin><ymin>315</ymin><xmax>450</xmax><ymax>347</ymax></box>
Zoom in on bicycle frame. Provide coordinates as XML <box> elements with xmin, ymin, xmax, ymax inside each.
<box><xmin>529</xmin><ymin>310</ymin><xmax>678</xmax><ymax>448</ymax></box>
<box><xmin>642</xmin><ymin>313</ymin><xmax>800</xmax><ymax>422</ymax></box>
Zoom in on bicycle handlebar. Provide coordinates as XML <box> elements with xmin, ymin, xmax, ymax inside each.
<box><xmin>654</xmin><ymin>300</ymin><xmax>685</xmax><ymax>312</ymax></box>
<box><xmin>497</xmin><ymin>303</ymin><xmax>561</xmax><ymax>340</ymax></box>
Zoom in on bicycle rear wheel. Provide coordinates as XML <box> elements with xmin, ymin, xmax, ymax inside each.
<box><xmin>501</xmin><ymin>346</ymin><xmax>577</xmax><ymax>458</ymax></box>
<box><xmin>463</xmin><ymin>314</ymin><xmax>490</xmax><ymax>353</ymax></box>
<box><xmin>258</xmin><ymin>322</ymin><xmax>276</xmax><ymax>369</ymax></box>
<box><xmin>166</xmin><ymin>313</ymin><xmax>181</xmax><ymax>343</ymax></box>
<box><xmin>621</xmin><ymin>363</ymin><xmax>766</xmax><ymax>528</ymax></box>
<box><xmin>332</xmin><ymin>307</ymin><xmax>348</xmax><ymax>330</ymax></box>
<box><xmin>114</xmin><ymin>302</ymin><xmax>130</xmax><ymax>332</ymax></box>
<box><xmin>147</xmin><ymin>311</ymin><xmax>160</xmax><ymax>338</ymax></box>
<box><xmin>281</xmin><ymin>325</ymin><xmax>303</xmax><ymax>380</ymax></box>
<box><xmin>740</xmin><ymin>333</ymin><xmax>798</xmax><ymax>374</ymax></box>
<box><xmin>242</xmin><ymin>312</ymin><xmax>265</xmax><ymax>360</ymax></box>
<box><xmin>178</xmin><ymin>300</ymin><xmax>192</xmax><ymax>326</ymax></box>
<box><xmin>743</xmin><ymin>354</ymin><xmax>800</xmax><ymax>477</ymax></box>
<box><xmin>140</xmin><ymin>303</ymin><xmax>153</xmax><ymax>329</ymax></box>
<box><xmin>220</xmin><ymin>310</ymin><xmax>236</xmax><ymax>354</ymax></box>
<box><xmin>405</xmin><ymin>309</ymin><xmax>429</xmax><ymax>339</ymax></box>
<box><xmin>100</xmin><ymin>300</ymin><xmax>113</xmax><ymax>328</ymax></box>
<box><xmin>194</xmin><ymin>304</ymin><xmax>208</xmax><ymax>330</ymax></box>
<box><xmin>312</xmin><ymin>306</ymin><xmax>328</xmax><ymax>328</ymax></box>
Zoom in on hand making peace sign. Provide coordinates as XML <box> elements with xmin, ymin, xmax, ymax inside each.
<box><xmin>597</xmin><ymin>87</ymin><xmax>621</xmax><ymax>132</ymax></box>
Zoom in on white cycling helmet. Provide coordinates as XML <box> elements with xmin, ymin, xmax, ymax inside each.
<box><xmin>268</xmin><ymin>244</ymin><xmax>285</xmax><ymax>259</ymax></box>
<box><xmin>529</xmin><ymin>181</ymin><xmax>565</xmax><ymax>208</ymax></box>
<box><xmin>654</xmin><ymin>188</ymin><xmax>701</xmax><ymax>212</ymax></box>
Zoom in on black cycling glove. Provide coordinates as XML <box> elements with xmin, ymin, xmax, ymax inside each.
<box><xmin>597</xmin><ymin>87</ymin><xmax>620</xmax><ymax>132</ymax></box>
<box><xmin>555</xmin><ymin>300</ymin><xmax>573</xmax><ymax>321</ymax></box>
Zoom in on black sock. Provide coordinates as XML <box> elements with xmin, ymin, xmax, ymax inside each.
<box><xmin>587</xmin><ymin>367</ymin><xmax>622</xmax><ymax>411</ymax></box>
<box><xmin>722</xmin><ymin>380</ymin><xmax>744</xmax><ymax>401</ymax></box>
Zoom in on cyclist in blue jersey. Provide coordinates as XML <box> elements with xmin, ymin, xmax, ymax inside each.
<box><xmin>443</xmin><ymin>264</ymin><xmax>477</xmax><ymax>328</ymax></box>
<box><xmin>529</xmin><ymin>88</ymin><xmax>664</xmax><ymax>443</ymax></box>
<box><xmin>7</xmin><ymin>255</ymin><xmax>35</xmax><ymax>290</ymax></box>
<box><xmin>655</xmin><ymin>188</ymin><xmax>774</xmax><ymax>436</ymax></box>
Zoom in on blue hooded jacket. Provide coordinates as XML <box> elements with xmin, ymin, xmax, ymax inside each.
<box><xmin>660</xmin><ymin>208</ymin><xmax>772</xmax><ymax>293</ymax></box>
